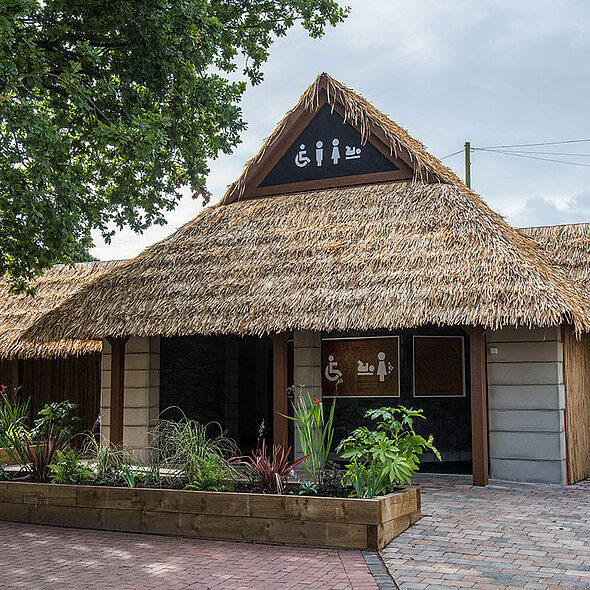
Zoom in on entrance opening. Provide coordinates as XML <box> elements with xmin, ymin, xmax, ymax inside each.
<box><xmin>237</xmin><ymin>335</ymin><xmax>273</xmax><ymax>453</ymax></box>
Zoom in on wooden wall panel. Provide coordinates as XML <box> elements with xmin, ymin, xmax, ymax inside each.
<box><xmin>563</xmin><ymin>327</ymin><xmax>590</xmax><ymax>484</ymax></box>
<box><xmin>0</xmin><ymin>354</ymin><xmax>100</xmax><ymax>436</ymax></box>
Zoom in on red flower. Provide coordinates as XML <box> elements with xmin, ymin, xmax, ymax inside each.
<box><xmin>313</xmin><ymin>397</ymin><xmax>321</xmax><ymax>404</ymax></box>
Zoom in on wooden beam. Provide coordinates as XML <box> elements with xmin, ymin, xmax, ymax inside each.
<box><xmin>465</xmin><ymin>326</ymin><xmax>489</xmax><ymax>486</ymax></box>
<box><xmin>271</xmin><ymin>333</ymin><xmax>289</xmax><ymax>448</ymax></box>
<box><xmin>107</xmin><ymin>337</ymin><xmax>129</xmax><ymax>446</ymax></box>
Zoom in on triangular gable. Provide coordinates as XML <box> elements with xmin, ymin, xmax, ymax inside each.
<box><xmin>223</xmin><ymin>73</ymin><xmax>461</xmax><ymax>204</ymax></box>
<box><xmin>258</xmin><ymin>104</ymin><xmax>412</xmax><ymax>190</ymax></box>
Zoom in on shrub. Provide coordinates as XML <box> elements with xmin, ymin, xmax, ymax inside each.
<box><xmin>298</xmin><ymin>480</ymin><xmax>318</xmax><ymax>496</ymax></box>
<box><xmin>234</xmin><ymin>439</ymin><xmax>307</xmax><ymax>494</ymax></box>
<box><xmin>281</xmin><ymin>390</ymin><xmax>335</xmax><ymax>485</ymax></box>
<box><xmin>31</xmin><ymin>401</ymin><xmax>79</xmax><ymax>443</ymax></box>
<box><xmin>153</xmin><ymin>411</ymin><xmax>238</xmax><ymax>485</ymax></box>
<box><xmin>336</xmin><ymin>406</ymin><xmax>440</xmax><ymax>497</ymax></box>
<box><xmin>0</xmin><ymin>385</ymin><xmax>29</xmax><ymax>441</ymax></box>
<box><xmin>80</xmin><ymin>434</ymin><xmax>136</xmax><ymax>484</ymax></box>
<box><xmin>49</xmin><ymin>449</ymin><xmax>94</xmax><ymax>484</ymax></box>
<box><xmin>318</xmin><ymin>460</ymin><xmax>346</xmax><ymax>496</ymax></box>
<box><xmin>0</xmin><ymin>396</ymin><xmax>76</xmax><ymax>480</ymax></box>
<box><xmin>185</xmin><ymin>456</ymin><xmax>232</xmax><ymax>492</ymax></box>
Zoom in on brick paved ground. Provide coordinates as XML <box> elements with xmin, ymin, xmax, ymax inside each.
<box><xmin>1</xmin><ymin>520</ymin><xmax>378</xmax><ymax>590</ymax></box>
<box><xmin>382</xmin><ymin>474</ymin><xmax>590</xmax><ymax>589</ymax></box>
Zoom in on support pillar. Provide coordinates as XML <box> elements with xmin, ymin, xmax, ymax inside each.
<box><xmin>107</xmin><ymin>336</ymin><xmax>129</xmax><ymax>446</ymax></box>
<box><xmin>465</xmin><ymin>326</ymin><xmax>489</xmax><ymax>486</ymax></box>
<box><xmin>271</xmin><ymin>333</ymin><xmax>289</xmax><ymax>448</ymax></box>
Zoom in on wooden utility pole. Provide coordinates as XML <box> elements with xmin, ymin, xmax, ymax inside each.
<box><xmin>464</xmin><ymin>141</ymin><xmax>471</xmax><ymax>188</ymax></box>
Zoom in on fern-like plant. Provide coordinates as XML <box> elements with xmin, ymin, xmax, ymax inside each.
<box><xmin>336</xmin><ymin>406</ymin><xmax>441</xmax><ymax>497</ymax></box>
<box><xmin>49</xmin><ymin>449</ymin><xmax>94</xmax><ymax>484</ymax></box>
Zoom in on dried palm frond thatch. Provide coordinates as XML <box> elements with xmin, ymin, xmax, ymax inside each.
<box><xmin>522</xmin><ymin>223</ymin><xmax>590</xmax><ymax>293</ymax></box>
<box><xmin>25</xmin><ymin>182</ymin><xmax>590</xmax><ymax>342</ymax></box>
<box><xmin>0</xmin><ymin>260</ymin><xmax>125</xmax><ymax>358</ymax></box>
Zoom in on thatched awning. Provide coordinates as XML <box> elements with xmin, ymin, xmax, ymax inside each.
<box><xmin>24</xmin><ymin>182</ymin><xmax>590</xmax><ymax>341</ymax></box>
<box><xmin>522</xmin><ymin>223</ymin><xmax>590</xmax><ymax>294</ymax></box>
<box><xmin>0</xmin><ymin>260</ymin><xmax>125</xmax><ymax>358</ymax></box>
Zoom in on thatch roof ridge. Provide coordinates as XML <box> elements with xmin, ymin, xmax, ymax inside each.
<box><xmin>0</xmin><ymin>260</ymin><xmax>126</xmax><ymax>358</ymax></box>
<box><xmin>24</xmin><ymin>182</ymin><xmax>590</xmax><ymax>341</ymax></box>
<box><xmin>223</xmin><ymin>73</ymin><xmax>465</xmax><ymax>203</ymax></box>
<box><xmin>521</xmin><ymin>223</ymin><xmax>590</xmax><ymax>294</ymax></box>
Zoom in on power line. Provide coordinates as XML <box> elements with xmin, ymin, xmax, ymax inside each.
<box><xmin>473</xmin><ymin>147</ymin><xmax>590</xmax><ymax>168</ymax></box>
<box><xmin>440</xmin><ymin>149</ymin><xmax>464</xmax><ymax>160</ymax></box>
<box><xmin>492</xmin><ymin>149</ymin><xmax>590</xmax><ymax>157</ymax></box>
<box><xmin>476</xmin><ymin>138</ymin><xmax>590</xmax><ymax>149</ymax></box>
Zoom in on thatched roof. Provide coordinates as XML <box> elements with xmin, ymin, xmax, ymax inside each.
<box><xmin>22</xmin><ymin>74</ymin><xmax>590</xmax><ymax>341</ymax></box>
<box><xmin>522</xmin><ymin>223</ymin><xmax>590</xmax><ymax>293</ymax></box>
<box><xmin>24</xmin><ymin>180</ymin><xmax>590</xmax><ymax>340</ymax></box>
<box><xmin>0</xmin><ymin>260</ymin><xmax>125</xmax><ymax>358</ymax></box>
<box><xmin>224</xmin><ymin>73</ymin><xmax>462</xmax><ymax>203</ymax></box>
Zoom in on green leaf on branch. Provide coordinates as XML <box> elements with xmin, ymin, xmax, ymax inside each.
<box><xmin>0</xmin><ymin>0</ymin><xmax>348</xmax><ymax>287</ymax></box>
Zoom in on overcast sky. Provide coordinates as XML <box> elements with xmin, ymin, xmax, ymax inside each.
<box><xmin>91</xmin><ymin>0</ymin><xmax>590</xmax><ymax>260</ymax></box>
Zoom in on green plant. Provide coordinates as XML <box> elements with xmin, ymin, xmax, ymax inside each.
<box><xmin>49</xmin><ymin>449</ymin><xmax>94</xmax><ymax>484</ymax></box>
<box><xmin>233</xmin><ymin>439</ymin><xmax>308</xmax><ymax>495</ymax></box>
<box><xmin>0</xmin><ymin>394</ymin><xmax>66</xmax><ymax>480</ymax></box>
<box><xmin>140</xmin><ymin>461</ymin><xmax>162</xmax><ymax>488</ymax></box>
<box><xmin>153</xmin><ymin>410</ymin><xmax>238</xmax><ymax>484</ymax></box>
<box><xmin>0</xmin><ymin>464</ymin><xmax>8</xmax><ymax>481</ymax></box>
<box><xmin>0</xmin><ymin>385</ymin><xmax>29</xmax><ymax>440</ymax></box>
<box><xmin>298</xmin><ymin>480</ymin><xmax>318</xmax><ymax>496</ymax></box>
<box><xmin>280</xmin><ymin>390</ymin><xmax>336</xmax><ymax>485</ymax></box>
<box><xmin>31</xmin><ymin>401</ymin><xmax>80</xmax><ymax>443</ymax></box>
<box><xmin>336</xmin><ymin>407</ymin><xmax>441</xmax><ymax>496</ymax></box>
<box><xmin>185</xmin><ymin>456</ymin><xmax>232</xmax><ymax>492</ymax></box>
<box><xmin>318</xmin><ymin>460</ymin><xmax>346</xmax><ymax>496</ymax></box>
<box><xmin>345</xmin><ymin>461</ymin><xmax>387</xmax><ymax>499</ymax></box>
<box><xmin>81</xmin><ymin>434</ymin><xmax>136</xmax><ymax>484</ymax></box>
<box><xmin>120</xmin><ymin>464</ymin><xmax>142</xmax><ymax>488</ymax></box>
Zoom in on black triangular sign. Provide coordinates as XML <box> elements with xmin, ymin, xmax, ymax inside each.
<box><xmin>259</xmin><ymin>104</ymin><xmax>398</xmax><ymax>188</ymax></box>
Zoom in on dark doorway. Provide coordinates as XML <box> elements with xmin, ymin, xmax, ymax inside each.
<box><xmin>237</xmin><ymin>336</ymin><xmax>274</xmax><ymax>453</ymax></box>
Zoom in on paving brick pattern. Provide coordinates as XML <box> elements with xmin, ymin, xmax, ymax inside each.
<box><xmin>1</xmin><ymin>521</ymin><xmax>378</xmax><ymax>590</ymax></box>
<box><xmin>382</xmin><ymin>475</ymin><xmax>590</xmax><ymax>589</ymax></box>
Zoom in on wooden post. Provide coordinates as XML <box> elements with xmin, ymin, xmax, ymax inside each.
<box><xmin>271</xmin><ymin>333</ymin><xmax>289</xmax><ymax>448</ymax></box>
<box><xmin>107</xmin><ymin>337</ymin><xmax>129</xmax><ymax>446</ymax></box>
<box><xmin>465</xmin><ymin>326</ymin><xmax>489</xmax><ymax>486</ymax></box>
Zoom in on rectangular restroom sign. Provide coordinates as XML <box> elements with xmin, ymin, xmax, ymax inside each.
<box><xmin>322</xmin><ymin>337</ymin><xmax>399</xmax><ymax>397</ymax></box>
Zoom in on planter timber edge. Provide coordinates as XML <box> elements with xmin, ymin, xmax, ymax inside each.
<box><xmin>0</xmin><ymin>481</ymin><xmax>420</xmax><ymax>550</ymax></box>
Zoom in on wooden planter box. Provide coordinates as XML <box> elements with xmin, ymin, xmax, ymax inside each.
<box><xmin>0</xmin><ymin>481</ymin><xmax>420</xmax><ymax>550</ymax></box>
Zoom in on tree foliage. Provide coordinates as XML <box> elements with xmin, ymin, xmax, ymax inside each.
<box><xmin>0</xmin><ymin>0</ymin><xmax>348</xmax><ymax>288</ymax></box>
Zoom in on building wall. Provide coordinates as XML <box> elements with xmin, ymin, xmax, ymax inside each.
<box><xmin>159</xmin><ymin>335</ymin><xmax>226</xmax><ymax>425</ymax></box>
<box><xmin>0</xmin><ymin>354</ymin><xmax>101</xmax><ymax>434</ymax></box>
<box><xmin>100</xmin><ymin>337</ymin><xmax>160</xmax><ymax>459</ymax></box>
<box><xmin>291</xmin><ymin>329</ymin><xmax>471</xmax><ymax>463</ymax></box>
<box><xmin>487</xmin><ymin>326</ymin><xmax>566</xmax><ymax>484</ymax></box>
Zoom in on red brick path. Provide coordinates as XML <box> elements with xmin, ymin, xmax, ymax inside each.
<box><xmin>1</xmin><ymin>521</ymin><xmax>379</xmax><ymax>589</ymax></box>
